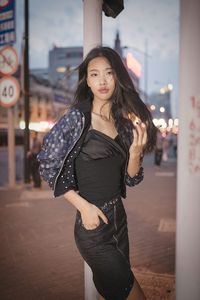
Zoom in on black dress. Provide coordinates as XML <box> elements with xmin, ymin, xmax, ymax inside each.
<box><xmin>74</xmin><ymin>129</ymin><xmax>134</xmax><ymax>300</ymax></box>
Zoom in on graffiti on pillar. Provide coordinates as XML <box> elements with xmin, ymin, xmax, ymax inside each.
<box><xmin>188</xmin><ymin>96</ymin><xmax>200</xmax><ymax>174</ymax></box>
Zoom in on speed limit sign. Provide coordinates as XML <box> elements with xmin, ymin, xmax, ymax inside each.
<box><xmin>0</xmin><ymin>76</ymin><xmax>20</xmax><ymax>107</ymax></box>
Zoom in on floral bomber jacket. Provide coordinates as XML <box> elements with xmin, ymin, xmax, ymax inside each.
<box><xmin>37</xmin><ymin>99</ymin><xmax>144</xmax><ymax>198</ymax></box>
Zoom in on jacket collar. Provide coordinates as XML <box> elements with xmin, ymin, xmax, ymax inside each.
<box><xmin>74</xmin><ymin>97</ymin><xmax>92</xmax><ymax>114</ymax></box>
<box><xmin>74</xmin><ymin>98</ymin><xmax>92</xmax><ymax>127</ymax></box>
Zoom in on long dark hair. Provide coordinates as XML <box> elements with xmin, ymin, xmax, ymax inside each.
<box><xmin>73</xmin><ymin>46</ymin><xmax>156</xmax><ymax>153</ymax></box>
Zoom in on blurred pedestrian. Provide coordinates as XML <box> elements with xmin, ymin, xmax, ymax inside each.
<box><xmin>162</xmin><ymin>132</ymin><xmax>171</xmax><ymax>161</ymax></box>
<box><xmin>154</xmin><ymin>129</ymin><xmax>164</xmax><ymax>167</ymax></box>
<box><xmin>28</xmin><ymin>131</ymin><xmax>41</xmax><ymax>188</ymax></box>
<box><xmin>171</xmin><ymin>132</ymin><xmax>178</xmax><ymax>158</ymax></box>
<box><xmin>38</xmin><ymin>47</ymin><xmax>157</xmax><ymax>300</ymax></box>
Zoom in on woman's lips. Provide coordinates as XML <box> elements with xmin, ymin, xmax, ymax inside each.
<box><xmin>98</xmin><ymin>88</ymin><xmax>109</xmax><ymax>93</ymax></box>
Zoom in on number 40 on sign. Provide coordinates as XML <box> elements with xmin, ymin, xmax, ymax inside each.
<box><xmin>0</xmin><ymin>76</ymin><xmax>20</xmax><ymax>108</ymax></box>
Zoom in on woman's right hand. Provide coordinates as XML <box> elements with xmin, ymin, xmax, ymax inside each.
<box><xmin>80</xmin><ymin>203</ymin><xmax>108</xmax><ymax>230</ymax></box>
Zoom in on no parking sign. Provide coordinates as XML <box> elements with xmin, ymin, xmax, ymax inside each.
<box><xmin>0</xmin><ymin>45</ymin><xmax>18</xmax><ymax>75</ymax></box>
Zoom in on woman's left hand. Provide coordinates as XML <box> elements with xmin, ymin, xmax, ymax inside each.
<box><xmin>129</xmin><ymin>120</ymin><xmax>147</xmax><ymax>158</ymax></box>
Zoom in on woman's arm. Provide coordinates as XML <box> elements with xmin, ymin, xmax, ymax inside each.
<box><xmin>124</xmin><ymin>121</ymin><xmax>146</xmax><ymax>187</ymax></box>
<box><xmin>128</xmin><ymin>121</ymin><xmax>147</xmax><ymax>176</ymax></box>
<box><xmin>37</xmin><ymin>109</ymin><xmax>83</xmax><ymax>194</ymax></box>
<box><xmin>127</xmin><ymin>154</ymin><xmax>141</xmax><ymax>177</ymax></box>
<box><xmin>64</xmin><ymin>190</ymin><xmax>108</xmax><ymax>230</ymax></box>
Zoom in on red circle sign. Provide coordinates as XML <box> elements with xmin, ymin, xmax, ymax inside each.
<box><xmin>0</xmin><ymin>0</ymin><xmax>11</xmax><ymax>8</ymax></box>
<box><xmin>0</xmin><ymin>46</ymin><xmax>19</xmax><ymax>76</ymax></box>
<box><xmin>0</xmin><ymin>76</ymin><xmax>20</xmax><ymax>108</ymax></box>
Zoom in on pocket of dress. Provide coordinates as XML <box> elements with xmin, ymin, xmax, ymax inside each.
<box><xmin>80</xmin><ymin>218</ymin><xmax>105</xmax><ymax>233</ymax></box>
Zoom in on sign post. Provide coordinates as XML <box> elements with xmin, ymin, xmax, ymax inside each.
<box><xmin>0</xmin><ymin>75</ymin><xmax>20</xmax><ymax>187</ymax></box>
<box><xmin>0</xmin><ymin>44</ymin><xmax>19</xmax><ymax>188</ymax></box>
<box><xmin>7</xmin><ymin>106</ymin><xmax>15</xmax><ymax>187</ymax></box>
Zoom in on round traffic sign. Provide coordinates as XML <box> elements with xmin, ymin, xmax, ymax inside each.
<box><xmin>0</xmin><ymin>76</ymin><xmax>20</xmax><ymax>107</ymax></box>
<box><xmin>0</xmin><ymin>45</ymin><xmax>19</xmax><ymax>76</ymax></box>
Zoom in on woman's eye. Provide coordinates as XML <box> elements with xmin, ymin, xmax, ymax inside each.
<box><xmin>91</xmin><ymin>73</ymin><xmax>98</xmax><ymax>77</ymax></box>
<box><xmin>106</xmin><ymin>71</ymin><xmax>113</xmax><ymax>76</ymax></box>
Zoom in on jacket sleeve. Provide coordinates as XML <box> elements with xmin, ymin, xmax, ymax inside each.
<box><xmin>124</xmin><ymin>148</ymin><xmax>144</xmax><ymax>187</ymax></box>
<box><xmin>37</xmin><ymin>109</ymin><xmax>83</xmax><ymax>192</ymax></box>
<box><xmin>125</xmin><ymin>166</ymin><xmax>144</xmax><ymax>187</ymax></box>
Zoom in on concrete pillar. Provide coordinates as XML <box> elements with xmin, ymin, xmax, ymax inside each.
<box><xmin>176</xmin><ymin>0</ymin><xmax>200</xmax><ymax>299</ymax></box>
<box><xmin>83</xmin><ymin>1</ymin><xmax>103</xmax><ymax>299</ymax></box>
<box><xmin>83</xmin><ymin>0</ymin><xmax>103</xmax><ymax>57</ymax></box>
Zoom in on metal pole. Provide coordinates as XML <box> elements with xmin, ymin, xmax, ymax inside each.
<box><xmin>8</xmin><ymin>107</ymin><xmax>16</xmax><ymax>187</ymax></box>
<box><xmin>144</xmin><ymin>39</ymin><xmax>148</xmax><ymax>103</ymax></box>
<box><xmin>24</xmin><ymin>0</ymin><xmax>30</xmax><ymax>183</ymax></box>
<box><xmin>176</xmin><ymin>0</ymin><xmax>200</xmax><ymax>299</ymax></box>
<box><xmin>83</xmin><ymin>1</ymin><xmax>103</xmax><ymax>299</ymax></box>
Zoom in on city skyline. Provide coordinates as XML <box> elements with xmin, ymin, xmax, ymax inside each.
<box><xmin>15</xmin><ymin>0</ymin><xmax>179</xmax><ymax>116</ymax></box>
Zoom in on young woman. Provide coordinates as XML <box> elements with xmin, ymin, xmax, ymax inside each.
<box><xmin>38</xmin><ymin>46</ymin><xmax>156</xmax><ymax>300</ymax></box>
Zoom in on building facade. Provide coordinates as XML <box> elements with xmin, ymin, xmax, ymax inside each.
<box><xmin>48</xmin><ymin>46</ymin><xmax>83</xmax><ymax>87</ymax></box>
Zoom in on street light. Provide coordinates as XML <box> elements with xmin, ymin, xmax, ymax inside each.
<box><xmin>160</xmin><ymin>106</ymin><xmax>165</xmax><ymax>113</ymax></box>
<box><xmin>160</xmin><ymin>84</ymin><xmax>173</xmax><ymax>94</ymax></box>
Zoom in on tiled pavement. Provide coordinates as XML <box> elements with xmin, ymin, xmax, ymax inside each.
<box><xmin>0</xmin><ymin>155</ymin><xmax>176</xmax><ymax>299</ymax></box>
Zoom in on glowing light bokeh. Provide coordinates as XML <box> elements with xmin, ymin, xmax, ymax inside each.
<box><xmin>126</xmin><ymin>52</ymin><xmax>141</xmax><ymax>77</ymax></box>
<box><xmin>19</xmin><ymin>121</ymin><xmax>54</xmax><ymax>132</ymax></box>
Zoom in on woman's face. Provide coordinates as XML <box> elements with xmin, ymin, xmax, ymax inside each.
<box><xmin>86</xmin><ymin>56</ymin><xmax>116</xmax><ymax>102</ymax></box>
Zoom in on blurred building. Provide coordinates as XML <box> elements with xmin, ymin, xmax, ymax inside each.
<box><xmin>114</xmin><ymin>31</ymin><xmax>141</xmax><ymax>93</ymax></box>
<box><xmin>47</xmin><ymin>33</ymin><xmax>141</xmax><ymax>95</ymax></box>
<box><xmin>114</xmin><ymin>30</ymin><xmax>123</xmax><ymax>57</ymax></box>
<box><xmin>0</xmin><ymin>33</ymin><xmax>144</xmax><ymax>143</ymax></box>
<box><xmin>31</xmin><ymin>68</ymin><xmax>49</xmax><ymax>80</ymax></box>
<box><xmin>0</xmin><ymin>72</ymin><xmax>73</xmax><ymax>145</ymax></box>
<box><xmin>27</xmin><ymin>75</ymin><xmax>73</xmax><ymax>126</ymax></box>
<box><xmin>28</xmin><ymin>33</ymin><xmax>141</xmax><ymax>106</ymax></box>
<box><xmin>48</xmin><ymin>45</ymin><xmax>83</xmax><ymax>89</ymax></box>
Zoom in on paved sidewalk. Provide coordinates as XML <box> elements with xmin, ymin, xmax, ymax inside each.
<box><xmin>0</xmin><ymin>154</ymin><xmax>176</xmax><ymax>299</ymax></box>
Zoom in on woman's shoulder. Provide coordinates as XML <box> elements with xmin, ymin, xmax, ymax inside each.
<box><xmin>57</xmin><ymin>106</ymin><xmax>84</xmax><ymax>127</ymax></box>
<box><xmin>46</xmin><ymin>99</ymin><xmax>91</xmax><ymax>138</ymax></box>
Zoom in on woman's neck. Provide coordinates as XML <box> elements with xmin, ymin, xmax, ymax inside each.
<box><xmin>92</xmin><ymin>99</ymin><xmax>111</xmax><ymax>120</ymax></box>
